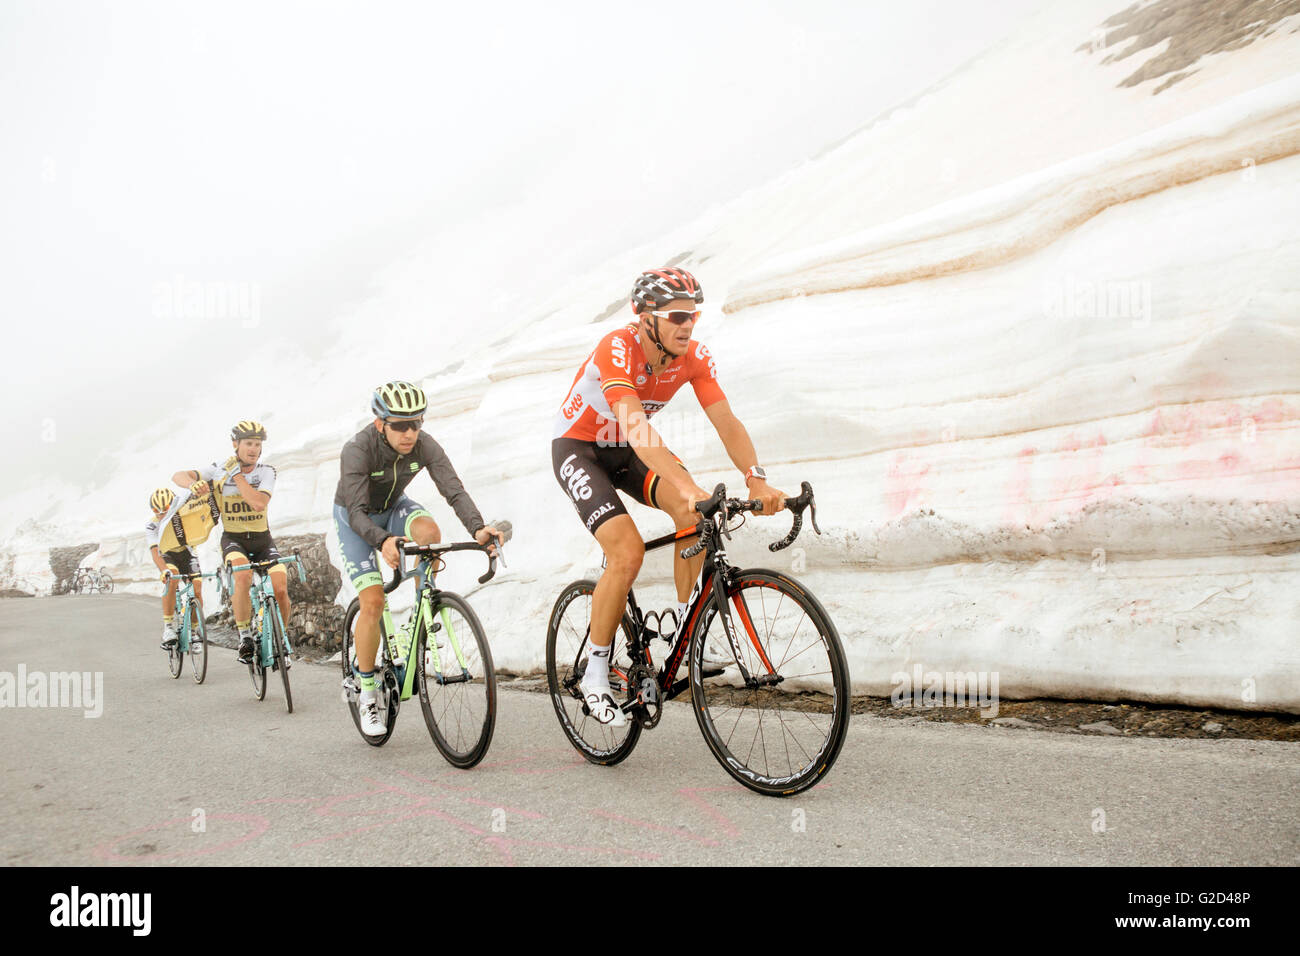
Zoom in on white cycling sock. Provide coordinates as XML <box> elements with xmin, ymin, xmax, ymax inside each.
<box><xmin>675</xmin><ymin>601</ymin><xmax>688</xmax><ymax>635</ymax></box>
<box><xmin>585</xmin><ymin>644</ymin><xmax>611</xmax><ymax>689</ymax></box>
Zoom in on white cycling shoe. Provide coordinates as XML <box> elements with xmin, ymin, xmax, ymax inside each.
<box><xmin>359</xmin><ymin>697</ymin><xmax>387</xmax><ymax>736</ymax></box>
<box><xmin>579</xmin><ymin>675</ymin><xmax>627</xmax><ymax>728</ymax></box>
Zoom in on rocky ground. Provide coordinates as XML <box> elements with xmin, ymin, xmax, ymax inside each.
<box><xmin>496</xmin><ymin>673</ymin><xmax>1300</xmax><ymax>741</ymax></box>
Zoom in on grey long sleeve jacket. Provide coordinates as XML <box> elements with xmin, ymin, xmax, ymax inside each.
<box><xmin>333</xmin><ymin>426</ymin><xmax>485</xmax><ymax>549</ymax></box>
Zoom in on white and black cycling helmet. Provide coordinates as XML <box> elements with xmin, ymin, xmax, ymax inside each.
<box><xmin>630</xmin><ymin>267</ymin><xmax>703</xmax><ymax>314</ymax></box>
<box><xmin>631</xmin><ymin>267</ymin><xmax>703</xmax><ymax>359</ymax></box>
<box><xmin>372</xmin><ymin>381</ymin><xmax>427</xmax><ymax>420</ymax></box>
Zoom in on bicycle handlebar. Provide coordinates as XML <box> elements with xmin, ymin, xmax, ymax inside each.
<box><xmin>384</xmin><ymin>519</ymin><xmax>513</xmax><ymax>593</ymax></box>
<box><xmin>680</xmin><ymin>482</ymin><xmax>820</xmax><ymax>558</ymax></box>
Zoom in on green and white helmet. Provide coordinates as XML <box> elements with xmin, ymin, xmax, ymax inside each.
<box><xmin>372</xmin><ymin>381</ymin><xmax>427</xmax><ymax>420</ymax></box>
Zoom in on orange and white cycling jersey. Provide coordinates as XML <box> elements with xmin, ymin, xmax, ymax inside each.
<box><xmin>554</xmin><ymin>324</ymin><xmax>727</xmax><ymax>442</ymax></box>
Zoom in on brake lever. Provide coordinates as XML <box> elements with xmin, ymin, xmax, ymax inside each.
<box><xmin>802</xmin><ymin>482</ymin><xmax>821</xmax><ymax>535</ymax></box>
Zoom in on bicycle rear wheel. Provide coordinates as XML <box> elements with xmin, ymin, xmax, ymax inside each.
<box><xmin>688</xmin><ymin>569</ymin><xmax>850</xmax><ymax>797</ymax></box>
<box><xmin>188</xmin><ymin>601</ymin><xmax>208</xmax><ymax>685</ymax></box>
<box><xmin>418</xmin><ymin>591</ymin><xmax>495</xmax><ymax>768</ymax></box>
<box><xmin>545</xmin><ymin>579</ymin><xmax>642</xmax><ymax>766</ymax></box>
<box><xmin>271</xmin><ymin>606</ymin><xmax>293</xmax><ymax>713</ymax></box>
<box><xmin>342</xmin><ymin>598</ymin><xmax>397</xmax><ymax>746</ymax></box>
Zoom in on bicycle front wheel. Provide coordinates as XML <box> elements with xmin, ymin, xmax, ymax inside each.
<box><xmin>689</xmin><ymin>569</ymin><xmax>850</xmax><ymax>797</ymax></box>
<box><xmin>272</xmin><ymin>607</ymin><xmax>293</xmax><ymax>714</ymax></box>
<box><xmin>189</xmin><ymin>601</ymin><xmax>208</xmax><ymax>685</ymax></box>
<box><xmin>545</xmin><ymin>579</ymin><xmax>642</xmax><ymax>766</ymax></box>
<box><xmin>418</xmin><ymin>591</ymin><xmax>495</xmax><ymax>768</ymax></box>
<box><xmin>249</xmin><ymin>611</ymin><xmax>267</xmax><ymax>701</ymax></box>
<box><xmin>100</xmin><ymin>572</ymin><xmax>114</xmax><ymax>594</ymax></box>
<box><xmin>167</xmin><ymin>633</ymin><xmax>183</xmax><ymax>679</ymax></box>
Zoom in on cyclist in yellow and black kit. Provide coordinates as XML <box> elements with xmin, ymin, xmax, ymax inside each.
<box><xmin>146</xmin><ymin>486</ymin><xmax>219</xmax><ymax>649</ymax></box>
<box><xmin>174</xmin><ymin>420</ymin><xmax>289</xmax><ymax>665</ymax></box>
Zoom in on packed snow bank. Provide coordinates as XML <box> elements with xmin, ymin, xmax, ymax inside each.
<box><xmin>5</xmin><ymin>0</ymin><xmax>1299</xmax><ymax>713</ymax></box>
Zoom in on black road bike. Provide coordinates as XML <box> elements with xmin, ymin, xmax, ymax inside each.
<box><xmin>546</xmin><ymin>482</ymin><xmax>850</xmax><ymax>797</ymax></box>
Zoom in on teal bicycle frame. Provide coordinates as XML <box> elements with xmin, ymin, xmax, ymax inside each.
<box><xmin>164</xmin><ymin>568</ymin><xmax>225</xmax><ymax>684</ymax></box>
<box><xmin>172</xmin><ymin>571</ymin><xmax>224</xmax><ymax>653</ymax></box>
<box><xmin>241</xmin><ymin>554</ymin><xmax>305</xmax><ymax>669</ymax></box>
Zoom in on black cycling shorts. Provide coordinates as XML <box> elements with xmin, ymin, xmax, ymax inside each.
<box><xmin>221</xmin><ymin>529</ymin><xmax>284</xmax><ymax>573</ymax></box>
<box><xmin>551</xmin><ymin>437</ymin><xmax>682</xmax><ymax>535</ymax></box>
<box><xmin>162</xmin><ymin>548</ymin><xmax>200</xmax><ymax>578</ymax></box>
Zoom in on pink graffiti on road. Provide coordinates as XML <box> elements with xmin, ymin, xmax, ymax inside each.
<box><xmin>88</xmin><ymin>754</ymin><xmax>757</xmax><ymax>865</ymax></box>
<box><xmin>92</xmin><ymin>813</ymin><xmax>271</xmax><ymax>862</ymax></box>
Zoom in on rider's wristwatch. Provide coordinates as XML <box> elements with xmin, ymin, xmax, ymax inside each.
<box><xmin>744</xmin><ymin>465</ymin><xmax>767</xmax><ymax>485</ymax></box>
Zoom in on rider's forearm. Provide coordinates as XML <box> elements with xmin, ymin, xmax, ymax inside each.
<box><xmin>423</xmin><ymin>440</ymin><xmax>484</xmax><ymax>535</ymax></box>
<box><xmin>232</xmin><ymin>474</ymin><xmax>270</xmax><ymax>511</ymax></box>
<box><xmin>714</xmin><ymin>416</ymin><xmax>760</xmax><ymax>477</ymax></box>
<box><xmin>347</xmin><ymin>503</ymin><xmax>390</xmax><ymax>550</ymax></box>
<box><xmin>171</xmin><ymin>470</ymin><xmax>198</xmax><ymax>489</ymax></box>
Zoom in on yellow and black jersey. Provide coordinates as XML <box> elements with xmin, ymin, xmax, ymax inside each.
<box><xmin>145</xmin><ymin>488</ymin><xmax>220</xmax><ymax>554</ymax></box>
<box><xmin>198</xmin><ymin>459</ymin><xmax>277</xmax><ymax>533</ymax></box>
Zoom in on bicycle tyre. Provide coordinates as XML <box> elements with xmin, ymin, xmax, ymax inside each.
<box><xmin>101</xmin><ymin>572</ymin><xmax>114</xmax><ymax>594</ymax></box>
<box><xmin>272</xmin><ymin>605</ymin><xmax>293</xmax><ymax>714</ymax></box>
<box><xmin>418</xmin><ymin>591</ymin><xmax>495</xmax><ymax>769</ymax></box>
<box><xmin>545</xmin><ymin>579</ymin><xmax>642</xmax><ymax>766</ymax></box>
<box><xmin>167</xmin><ymin>630</ymin><xmax>183</xmax><ymax>679</ymax></box>
<box><xmin>189</xmin><ymin>600</ymin><xmax>208</xmax><ymax>685</ymax></box>
<box><xmin>688</xmin><ymin>568</ymin><xmax>850</xmax><ymax>797</ymax></box>
<box><xmin>341</xmin><ymin>598</ymin><xmax>397</xmax><ymax>746</ymax></box>
<box><xmin>73</xmin><ymin>573</ymin><xmax>89</xmax><ymax>595</ymax></box>
<box><xmin>249</xmin><ymin>606</ymin><xmax>267</xmax><ymax>701</ymax></box>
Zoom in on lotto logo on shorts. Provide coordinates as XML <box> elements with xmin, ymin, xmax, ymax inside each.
<box><xmin>559</xmin><ymin>454</ymin><xmax>593</xmax><ymax>501</ymax></box>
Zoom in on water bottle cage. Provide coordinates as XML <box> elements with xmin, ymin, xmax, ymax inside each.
<box><xmin>643</xmin><ymin>609</ymin><xmax>678</xmax><ymax>642</ymax></box>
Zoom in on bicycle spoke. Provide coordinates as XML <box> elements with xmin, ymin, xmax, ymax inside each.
<box><xmin>691</xmin><ymin>572</ymin><xmax>849</xmax><ymax>794</ymax></box>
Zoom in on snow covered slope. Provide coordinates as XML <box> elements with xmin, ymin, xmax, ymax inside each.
<box><xmin>7</xmin><ymin>0</ymin><xmax>1300</xmax><ymax>712</ymax></box>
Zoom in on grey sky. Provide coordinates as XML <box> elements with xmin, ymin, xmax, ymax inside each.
<box><xmin>0</xmin><ymin>0</ymin><xmax>1048</xmax><ymax>498</ymax></box>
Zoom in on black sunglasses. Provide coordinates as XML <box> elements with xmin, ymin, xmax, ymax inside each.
<box><xmin>385</xmin><ymin>419</ymin><xmax>423</xmax><ymax>433</ymax></box>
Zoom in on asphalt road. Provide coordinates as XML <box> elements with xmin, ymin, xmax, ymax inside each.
<box><xmin>2</xmin><ymin>595</ymin><xmax>1297</xmax><ymax>866</ymax></box>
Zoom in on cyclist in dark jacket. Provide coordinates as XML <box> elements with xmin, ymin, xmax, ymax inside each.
<box><xmin>333</xmin><ymin>380</ymin><xmax>503</xmax><ymax>736</ymax></box>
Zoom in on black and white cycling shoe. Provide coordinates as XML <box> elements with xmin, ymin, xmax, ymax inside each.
<box><xmin>579</xmin><ymin>675</ymin><xmax>627</xmax><ymax>728</ymax></box>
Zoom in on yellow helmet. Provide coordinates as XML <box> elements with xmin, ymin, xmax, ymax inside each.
<box><xmin>231</xmin><ymin>420</ymin><xmax>267</xmax><ymax>441</ymax></box>
<box><xmin>150</xmin><ymin>487</ymin><xmax>176</xmax><ymax>515</ymax></box>
<box><xmin>371</xmin><ymin>381</ymin><xmax>427</xmax><ymax>419</ymax></box>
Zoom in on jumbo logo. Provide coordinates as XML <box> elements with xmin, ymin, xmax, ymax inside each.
<box><xmin>559</xmin><ymin>453</ymin><xmax>593</xmax><ymax>500</ymax></box>
<box><xmin>562</xmin><ymin>392</ymin><xmax>583</xmax><ymax>420</ymax></box>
